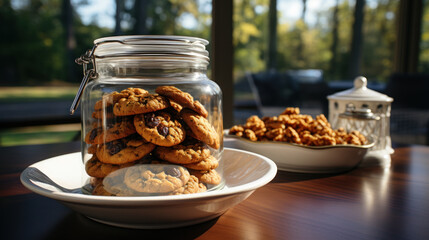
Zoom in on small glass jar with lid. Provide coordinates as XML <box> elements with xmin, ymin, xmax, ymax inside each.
<box><xmin>71</xmin><ymin>35</ymin><xmax>223</xmax><ymax>196</ymax></box>
<box><xmin>327</xmin><ymin>76</ymin><xmax>394</xmax><ymax>166</ymax></box>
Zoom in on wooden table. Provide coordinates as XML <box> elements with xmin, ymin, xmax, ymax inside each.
<box><xmin>1</xmin><ymin>142</ymin><xmax>429</xmax><ymax>239</ymax></box>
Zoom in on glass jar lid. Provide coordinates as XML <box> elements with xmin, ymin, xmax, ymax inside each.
<box><xmin>93</xmin><ymin>35</ymin><xmax>209</xmax><ymax>65</ymax></box>
<box><xmin>327</xmin><ymin>76</ymin><xmax>393</xmax><ymax>102</ymax></box>
<box><xmin>70</xmin><ymin>35</ymin><xmax>210</xmax><ymax>115</ymax></box>
<box><xmin>339</xmin><ymin>105</ymin><xmax>380</xmax><ymax>121</ymax></box>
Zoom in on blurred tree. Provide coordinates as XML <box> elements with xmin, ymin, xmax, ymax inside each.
<box><xmin>0</xmin><ymin>0</ymin><xmax>65</xmax><ymax>85</ymax></box>
<box><xmin>133</xmin><ymin>0</ymin><xmax>149</xmax><ymax>34</ymax></box>
<box><xmin>135</xmin><ymin>0</ymin><xmax>199</xmax><ymax>35</ymax></box>
<box><xmin>62</xmin><ymin>0</ymin><xmax>76</xmax><ymax>82</ymax></box>
<box><xmin>362</xmin><ymin>0</ymin><xmax>397</xmax><ymax>81</ymax></box>
<box><xmin>114</xmin><ymin>0</ymin><xmax>123</xmax><ymax>35</ymax></box>
<box><xmin>0</xmin><ymin>0</ymin><xmax>111</xmax><ymax>85</ymax></box>
<box><xmin>267</xmin><ymin>0</ymin><xmax>277</xmax><ymax>70</ymax></box>
<box><xmin>121</xmin><ymin>0</ymin><xmax>207</xmax><ymax>38</ymax></box>
<box><xmin>329</xmin><ymin>0</ymin><xmax>340</xmax><ymax>79</ymax></box>
<box><xmin>277</xmin><ymin>13</ymin><xmax>330</xmax><ymax>71</ymax></box>
<box><xmin>419</xmin><ymin>1</ymin><xmax>429</xmax><ymax>72</ymax></box>
<box><xmin>348</xmin><ymin>0</ymin><xmax>365</xmax><ymax>79</ymax></box>
<box><xmin>296</xmin><ymin>0</ymin><xmax>307</xmax><ymax>65</ymax></box>
<box><xmin>233</xmin><ymin>0</ymin><xmax>267</xmax><ymax>79</ymax></box>
<box><xmin>0</xmin><ymin>0</ymin><xmax>18</xmax><ymax>85</ymax></box>
<box><xmin>334</xmin><ymin>0</ymin><xmax>353</xmax><ymax>80</ymax></box>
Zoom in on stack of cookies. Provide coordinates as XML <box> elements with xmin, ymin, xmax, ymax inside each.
<box><xmin>84</xmin><ymin>86</ymin><xmax>221</xmax><ymax>196</ymax></box>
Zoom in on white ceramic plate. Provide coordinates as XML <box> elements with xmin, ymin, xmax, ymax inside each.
<box><xmin>224</xmin><ymin>131</ymin><xmax>374</xmax><ymax>173</ymax></box>
<box><xmin>20</xmin><ymin>148</ymin><xmax>277</xmax><ymax>229</ymax></box>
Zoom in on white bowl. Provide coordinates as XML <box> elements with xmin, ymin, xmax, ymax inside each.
<box><xmin>20</xmin><ymin>148</ymin><xmax>277</xmax><ymax>229</ymax></box>
<box><xmin>225</xmin><ymin>132</ymin><xmax>374</xmax><ymax>173</ymax></box>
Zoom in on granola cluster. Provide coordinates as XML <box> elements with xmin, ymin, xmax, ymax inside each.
<box><xmin>229</xmin><ymin>107</ymin><xmax>367</xmax><ymax>146</ymax></box>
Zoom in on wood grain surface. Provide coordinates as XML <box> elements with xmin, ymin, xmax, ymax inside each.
<box><xmin>1</xmin><ymin>142</ymin><xmax>429</xmax><ymax>240</ymax></box>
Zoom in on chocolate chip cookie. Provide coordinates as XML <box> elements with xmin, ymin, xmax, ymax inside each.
<box><xmin>155</xmin><ymin>86</ymin><xmax>208</xmax><ymax>118</ymax></box>
<box><xmin>189</xmin><ymin>169</ymin><xmax>221</xmax><ymax>185</ymax></box>
<box><xmin>84</xmin><ymin>117</ymin><xmax>136</xmax><ymax>145</ymax></box>
<box><xmin>153</xmin><ymin>139</ymin><xmax>211</xmax><ymax>164</ymax></box>
<box><xmin>113</xmin><ymin>93</ymin><xmax>169</xmax><ymax>116</ymax></box>
<box><xmin>92</xmin><ymin>183</ymin><xmax>116</xmax><ymax>196</ymax></box>
<box><xmin>92</xmin><ymin>107</ymin><xmax>115</xmax><ymax>120</ymax></box>
<box><xmin>134</xmin><ymin>111</ymin><xmax>186</xmax><ymax>147</ymax></box>
<box><xmin>94</xmin><ymin>178</ymin><xmax>141</xmax><ymax>197</ymax></box>
<box><xmin>96</xmin><ymin>134</ymin><xmax>155</xmax><ymax>165</ymax></box>
<box><xmin>94</xmin><ymin>88</ymin><xmax>149</xmax><ymax>111</ymax></box>
<box><xmin>183</xmin><ymin>155</ymin><xmax>219</xmax><ymax>171</ymax></box>
<box><xmin>85</xmin><ymin>155</ymin><xmax>135</xmax><ymax>178</ymax></box>
<box><xmin>171</xmin><ymin>175</ymin><xmax>207</xmax><ymax>195</ymax></box>
<box><xmin>123</xmin><ymin>164</ymin><xmax>191</xmax><ymax>193</ymax></box>
<box><xmin>180</xmin><ymin>109</ymin><xmax>220</xmax><ymax>149</ymax></box>
<box><xmin>99</xmin><ymin>169</ymin><xmax>143</xmax><ymax>196</ymax></box>
<box><xmin>87</xmin><ymin>144</ymin><xmax>98</xmax><ymax>154</ymax></box>
<box><xmin>168</xmin><ymin>99</ymin><xmax>183</xmax><ymax>113</ymax></box>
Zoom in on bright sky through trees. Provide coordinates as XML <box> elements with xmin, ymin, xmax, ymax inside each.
<box><xmin>73</xmin><ymin>0</ymin><xmax>340</xmax><ymax>30</ymax></box>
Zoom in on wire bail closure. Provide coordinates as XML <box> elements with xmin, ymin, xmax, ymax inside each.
<box><xmin>69</xmin><ymin>44</ymin><xmax>98</xmax><ymax>115</ymax></box>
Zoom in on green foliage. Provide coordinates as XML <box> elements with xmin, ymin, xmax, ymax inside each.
<box><xmin>277</xmin><ymin>19</ymin><xmax>331</xmax><ymax>71</ymax></box>
<box><xmin>233</xmin><ymin>0</ymin><xmax>268</xmax><ymax>79</ymax></box>
<box><xmin>1</xmin><ymin>0</ymin><xmax>64</xmax><ymax>84</ymax></box>
<box><xmin>419</xmin><ymin>0</ymin><xmax>429</xmax><ymax>72</ymax></box>
<box><xmin>0</xmin><ymin>86</ymin><xmax>77</xmax><ymax>103</ymax></box>
<box><xmin>361</xmin><ymin>0</ymin><xmax>397</xmax><ymax>82</ymax></box>
<box><xmin>0</xmin><ymin>0</ymin><xmax>404</xmax><ymax>86</ymax></box>
<box><xmin>0</xmin><ymin>128</ymin><xmax>79</xmax><ymax>146</ymax></box>
<box><xmin>0</xmin><ymin>0</ymin><xmax>111</xmax><ymax>85</ymax></box>
<box><xmin>234</xmin><ymin>0</ymin><xmax>400</xmax><ymax>83</ymax></box>
<box><xmin>120</xmin><ymin>0</ymin><xmax>209</xmax><ymax>39</ymax></box>
<box><xmin>327</xmin><ymin>0</ymin><xmax>353</xmax><ymax>80</ymax></box>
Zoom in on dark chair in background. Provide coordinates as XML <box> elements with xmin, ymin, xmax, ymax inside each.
<box><xmin>286</xmin><ymin>69</ymin><xmax>329</xmax><ymax>115</ymax></box>
<box><xmin>246</xmin><ymin>70</ymin><xmax>300</xmax><ymax>107</ymax></box>
<box><xmin>241</xmin><ymin>69</ymin><xmax>328</xmax><ymax>117</ymax></box>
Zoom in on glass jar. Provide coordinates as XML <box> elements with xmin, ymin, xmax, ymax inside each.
<box><xmin>72</xmin><ymin>36</ymin><xmax>223</xmax><ymax>196</ymax></box>
<box><xmin>327</xmin><ymin>76</ymin><xmax>394</xmax><ymax>166</ymax></box>
<box><xmin>336</xmin><ymin>104</ymin><xmax>381</xmax><ymax>145</ymax></box>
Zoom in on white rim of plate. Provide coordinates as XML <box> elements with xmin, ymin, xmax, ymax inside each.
<box><xmin>20</xmin><ymin>147</ymin><xmax>277</xmax><ymax>205</ymax></box>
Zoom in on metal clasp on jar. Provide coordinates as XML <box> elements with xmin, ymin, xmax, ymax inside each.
<box><xmin>70</xmin><ymin>45</ymin><xmax>98</xmax><ymax>115</ymax></box>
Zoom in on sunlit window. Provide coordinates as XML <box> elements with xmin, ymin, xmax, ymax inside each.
<box><xmin>0</xmin><ymin>0</ymin><xmax>427</xmax><ymax>146</ymax></box>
